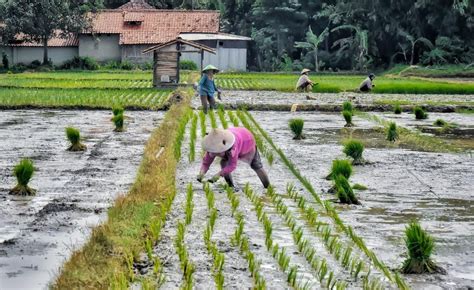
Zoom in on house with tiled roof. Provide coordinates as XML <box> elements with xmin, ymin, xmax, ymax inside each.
<box><xmin>0</xmin><ymin>0</ymin><xmax>250</xmax><ymax>71</ymax></box>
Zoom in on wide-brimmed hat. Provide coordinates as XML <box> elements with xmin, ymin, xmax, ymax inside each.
<box><xmin>203</xmin><ymin>65</ymin><xmax>220</xmax><ymax>73</ymax></box>
<box><xmin>301</xmin><ymin>68</ymin><xmax>311</xmax><ymax>75</ymax></box>
<box><xmin>202</xmin><ymin>128</ymin><xmax>235</xmax><ymax>153</ymax></box>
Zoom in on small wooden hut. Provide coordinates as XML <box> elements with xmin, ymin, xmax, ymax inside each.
<box><xmin>142</xmin><ymin>38</ymin><xmax>216</xmax><ymax>88</ymax></box>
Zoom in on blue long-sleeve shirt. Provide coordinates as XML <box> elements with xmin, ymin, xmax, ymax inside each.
<box><xmin>199</xmin><ymin>74</ymin><xmax>218</xmax><ymax>97</ymax></box>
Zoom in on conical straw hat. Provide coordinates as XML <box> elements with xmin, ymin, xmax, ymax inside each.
<box><xmin>203</xmin><ymin>64</ymin><xmax>220</xmax><ymax>73</ymax></box>
<box><xmin>202</xmin><ymin>128</ymin><xmax>235</xmax><ymax>153</ymax></box>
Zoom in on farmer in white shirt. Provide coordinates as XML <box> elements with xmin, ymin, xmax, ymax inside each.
<box><xmin>296</xmin><ymin>68</ymin><xmax>315</xmax><ymax>92</ymax></box>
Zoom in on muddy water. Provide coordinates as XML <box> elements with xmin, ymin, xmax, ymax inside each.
<box><xmin>250</xmin><ymin>111</ymin><xmax>474</xmax><ymax>289</ymax></box>
<box><xmin>0</xmin><ymin>110</ymin><xmax>163</xmax><ymax>289</ymax></box>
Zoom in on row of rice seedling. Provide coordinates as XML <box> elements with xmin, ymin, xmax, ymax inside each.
<box><xmin>0</xmin><ymin>88</ymin><xmax>171</xmax><ymax>109</ymax></box>
<box><xmin>175</xmin><ymin>219</ymin><xmax>195</xmax><ymax>289</ymax></box>
<box><xmin>265</xmin><ymin>185</ymin><xmax>349</xmax><ymax>289</ymax></box>
<box><xmin>0</xmin><ymin>77</ymin><xmax>152</xmax><ymax>89</ymax></box>
<box><xmin>242</xmin><ymin>184</ymin><xmax>314</xmax><ymax>289</ymax></box>
<box><xmin>203</xmin><ymin>183</ymin><xmax>225</xmax><ymax>289</ymax></box>
<box><xmin>199</xmin><ymin>111</ymin><xmax>207</xmax><ymax>137</ymax></box>
<box><xmin>188</xmin><ymin>113</ymin><xmax>198</xmax><ymax>162</ymax></box>
<box><xmin>208</xmin><ymin>110</ymin><xmax>218</xmax><ymax>129</ymax></box>
<box><xmin>224</xmin><ymin>186</ymin><xmax>267</xmax><ymax>289</ymax></box>
<box><xmin>227</xmin><ymin>111</ymin><xmax>240</xmax><ymax>127</ymax></box>
<box><xmin>217</xmin><ymin>107</ymin><xmax>229</xmax><ymax>129</ymax></box>
<box><xmin>174</xmin><ymin>110</ymin><xmax>193</xmax><ymax>160</ymax></box>
<box><xmin>242</xmin><ymin>111</ymin><xmax>408</xmax><ymax>288</ymax></box>
<box><xmin>235</xmin><ymin>110</ymin><xmax>274</xmax><ymax>165</ymax></box>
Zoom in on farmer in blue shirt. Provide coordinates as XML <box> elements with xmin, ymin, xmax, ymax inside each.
<box><xmin>199</xmin><ymin>65</ymin><xmax>221</xmax><ymax>114</ymax></box>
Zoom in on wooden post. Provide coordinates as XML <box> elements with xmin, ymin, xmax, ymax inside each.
<box><xmin>200</xmin><ymin>49</ymin><xmax>204</xmax><ymax>72</ymax></box>
<box><xmin>153</xmin><ymin>50</ymin><xmax>158</xmax><ymax>87</ymax></box>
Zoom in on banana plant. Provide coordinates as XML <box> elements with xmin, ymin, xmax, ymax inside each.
<box><xmin>294</xmin><ymin>26</ymin><xmax>329</xmax><ymax>72</ymax></box>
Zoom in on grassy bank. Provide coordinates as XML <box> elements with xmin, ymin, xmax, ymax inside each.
<box><xmin>53</xmin><ymin>92</ymin><xmax>191</xmax><ymax>288</ymax></box>
<box><xmin>386</xmin><ymin>65</ymin><xmax>474</xmax><ymax>78</ymax></box>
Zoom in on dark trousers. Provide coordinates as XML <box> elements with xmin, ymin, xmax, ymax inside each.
<box><xmin>200</xmin><ymin>95</ymin><xmax>216</xmax><ymax>114</ymax></box>
<box><xmin>219</xmin><ymin>149</ymin><xmax>270</xmax><ymax>188</ymax></box>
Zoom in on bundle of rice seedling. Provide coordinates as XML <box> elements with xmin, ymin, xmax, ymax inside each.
<box><xmin>386</xmin><ymin>122</ymin><xmax>399</xmax><ymax>142</ymax></box>
<box><xmin>343</xmin><ymin>139</ymin><xmax>365</xmax><ymax>165</ymax></box>
<box><xmin>394</xmin><ymin>104</ymin><xmax>402</xmax><ymax>114</ymax></box>
<box><xmin>433</xmin><ymin>119</ymin><xmax>447</xmax><ymax>127</ymax></box>
<box><xmin>343</xmin><ymin>110</ymin><xmax>353</xmax><ymax>127</ymax></box>
<box><xmin>414</xmin><ymin>106</ymin><xmax>428</xmax><ymax>119</ymax></box>
<box><xmin>66</xmin><ymin>127</ymin><xmax>87</xmax><ymax>151</ymax></box>
<box><xmin>334</xmin><ymin>175</ymin><xmax>360</xmax><ymax>205</ymax></box>
<box><xmin>343</xmin><ymin>101</ymin><xmax>353</xmax><ymax>114</ymax></box>
<box><xmin>326</xmin><ymin>159</ymin><xmax>352</xmax><ymax>180</ymax></box>
<box><xmin>401</xmin><ymin>221</ymin><xmax>444</xmax><ymax>274</ymax></box>
<box><xmin>289</xmin><ymin>118</ymin><xmax>305</xmax><ymax>140</ymax></box>
<box><xmin>113</xmin><ymin>113</ymin><xmax>124</xmax><ymax>132</ymax></box>
<box><xmin>9</xmin><ymin>159</ymin><xmax>36</xmax><ymax>196</ymax></box>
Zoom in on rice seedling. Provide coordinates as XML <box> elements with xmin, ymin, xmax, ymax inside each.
<box><xmin>185</xmin><ymin>184</ymin><xmax>194</xmax><ymax>225</ymax></box>
<box><xmin>65</xmin><ymin>127</ymin><xmax>87</xmax><ymax>151</ymax></box>
<box><xmin>289</xmin><ymin>118</ymin><xmax>305</xmax><ymax>140</ymax></box>
<box><xmin>9</xmin><ymin>159</ymin><xmax>36</xmax><ymax>196</ymax></box>
<box><xmin>386</xmin><ymin>122</ymin><xmax>399</xmax><ymax>142</ymax></box>
<box><xmin>287</xmin><ymin>266</ymin><xmax>298</xmax><ymax>287</ymax></box>
<box><xmin>112</xmin><ymin>113</ymin><xmax>124</xmax><ymax>132</ymax></box>
<box><xmin>145</xmin><ymin>237</ymin><xmax>153</xmax><ymax>260</ymax></box>
<box><xmin>413</xmin><ymin>106</ymin><xmax>428</xmax><ymax>120</ymax></box>
<box><xmin>217</xmin><ymin>107</ymin><xmax>229</xmax><ymax>129</ymax></box>
<box><xmin>188</xmin><ymin>114</ymin><xmax>198</xmax><ymax>162</ymax></box>
<box><xmin>209</xmin><ymin>109</ymin><xmax>218</xmax><ymax>129</ymax></box>
<box><xmin>394</xmin><ymin>104</ymin><xmax>402</xmax><ymax>114</ymax></box>
<box><xmin>433</xmin><ymin>119</ymin><xmax>447</xmax><ymax>127</ymax></box>
<box><xmin>149</xmin><ymin>219</ymin><xmax>162</xmax><ymax>243</ymax></box>
<box><xmin>352</xmin><ymin>183</ymin><xmax>368</xmax><ymax>190</ymax></box>
<box><xmin>342</xmin><ymin>101</ymin><xmax>353</xmax><ymax>114</ymax></box>
<box><xmin>401</xmin><ymin>221</ymin><xmax>443</xmax><ymax>274</ymax></box>
<box><xmin>343</xmin><ymin>139</ymin><xmax>365</xmax><ymax>165</ymax></box>
<box><xmin>326</xmin><ymin>159</ymin><xmax>353</xmax><ymax>180</ymax></box>
<box><xmin>174</xmin><ymin>110</ymin><xmax>192</xmax><ymax>160</ymax></box>
<box><xmin>112</xmin><ymin>106</ymin><xmax>124</xmax><ymax>117</ymax></box>
<box><xmin>343</xmin><ymin>110</ymin><xmax>354</xmax><ymax>127</ymax></box>
<box><xmin>227</xmin><ymin>111</ymin><xmax>240</xmax><ymax>127</ymax></box>
<box><xmin>199</xmin><ymin>110</ymin><xmax>207</xmax><ymax>137</ymax></box>
<box><xmin>334</xmin><ymin>175</ymin><xmax>361</xmax><ymax>205</ymax></box>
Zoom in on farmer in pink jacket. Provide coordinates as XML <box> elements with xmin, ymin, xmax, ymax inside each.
<box><xmin>197</xmin><ymin>127</ymin><xmax>270</xmax><ymax>189</ymax></box>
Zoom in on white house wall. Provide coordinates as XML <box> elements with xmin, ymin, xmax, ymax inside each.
<box><xmin>79</xmin><ymin>35</ymin><xmax>121</xmax><ymax>62</ymax></box>
<box><xmin>0</xmin><ymin>47</ymin><xmax>77</xmax><ymax>65</ymax></box>
<box><xmin>181</xmin><ymin>48</ymin><xmax>247</xmax><ymax>72</ymax></box>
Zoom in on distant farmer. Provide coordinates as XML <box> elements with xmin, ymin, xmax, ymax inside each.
<box><xmin>359</xmin><ymin>73</ymin><xmax>376</xmax><ymax>92</ymax></box>
<box><xmin>296</xmin><ymin>68</ymin><xmax>315</xmax><ymax>92</ymax></box>
<box><xmin>197</xmin><ymin>127</ymin><xmax>270</xmax><ymax>190</ymax></box>
<box><xmin>198</xmin><ymin>64</ymin><xmax>222</xmax><ymax>114</ymax></box>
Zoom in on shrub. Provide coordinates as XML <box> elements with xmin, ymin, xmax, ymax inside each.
<box><xmin>28</xmin><ymin>60</ymin><xmax>42</xmax><ymax>69</ymax></box>
<box><xmin>394</xmin><ymin>104</ymin><xmax>402</xmax><ymax>114</ymax></box>
<box><xmin>2</xmin><ymin>52</ymin><xmax>9</xmax><ymax>69</ymax></box>
<box><xmin>342</xmin><ymin>101</ymin><xmax>353</xmax><ymax>113</ymax></box>
<box><xmin>103</xmin><ymin>61</ymin><xmax>121</xmax><ymax>70</ymax></box>
<box><xmin>342</xmin><ymin>110</ymin><xmax>353</xmax><ymax>127</ymax></box>
<box><xmin>386</xmin><ymin>122</ymin><xmax>399</xmax><ymax>142</ymax></box>
<box><xmin>11</xmin><ymin>63</ymin><xmax>27</xmax><ymax>72</ymax></box>
<box><xmin>414</xmin><ymin>106</ymin><xmax>428</xmax><ymax>120</ymax></box>
<box><xmin>120</xmin><ymin>61</ymin><xmax>134</xmax><ymax>70</ymax></box>
<box><xmin>66</xmin><ymin>127</ymin><xmax>87</xmax><ymax>151</ymax></box>
<box><xmin>113</xmin><ymin>113</ymin><xmax>124</xmax><ymax>132</ymax></box>
<box><xmin>289</xmin><ymin>118</ymin><xmax>305</xmax><ymax>140</ymax></box>
<box><xmin>433</xmin><ymin>119</ymin><xmax>447</xmax><ymax>127</ymax></box>
<box><xmin>401</xmin><ymin>221</ymin><xmax>444</xmax><ymax>274</ymax></box>
<box><xmin>326</xmin><ymin>159</ymin><xmax>352</xmax><ymax>180</ymax></box>
<box><xmin>180</xmin><ymin>60</ymin><xmax>198</xmax><ymax>71</ymax></box>
<box><xmin>61</xmin><ymin>56</ymin><xmax>99</xmax><ymax>70</ymax></box>
<box><xmin>334</xmin><ymin>175</ymin><xmax>360</xmax><ymax>205</ymax></box>
<box><xmin>343</xmin><ymin>139</ymin><xmax>364</xmax><ymax>165</ymax></box>
<box><xmin>141</xmin><ymin>62</ymin><xmax>153</xmax><ymax>70</ymax></box>
<box><xmin>9</xmin><ymin>159</ymin><xmax>36</xmax><ymax>196</ymax></box>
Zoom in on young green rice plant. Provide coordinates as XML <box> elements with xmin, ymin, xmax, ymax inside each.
<box><xmin>112</xmin><ymin>113</ymin><xmax>124</xmax><ymax>132</ymax></box>
<box><xmin>227</xmin><ymin>110</ymin><xmax>240</xmax><ymax>127</ymax></box>
<box><xmin>199</xmin><ymin>110</ymin><xmax>207</xmax><ymax>137</ymax></box>
<box><xmin>342</xmin><ymin>101</ymin><xmax>353</xmax><ymax>114</ymax></box>
<box><xmin>343</xmin><ymin>110</ymin><xmax>354</xmax><ymax>127</ymax></box>
<box><xmin>145</xmin><ymin>237</ymin><xmax>153</xmax><ymax>260</ymax></box>
<box><xmin>343</xmin><ymin>139</ymin><xmax>365</xmax><ymax>165</ymax></box>
<box><xmin>65</xmin><ymin>127</ymin><xmax>87</xmax><ymax>151</ymax></box>
<box><xmin>112</xmin><ymin>106</ymin><xmax>124</xmax><ymax>117</ymax></box>
<box><xmin>433</xmin><ymin>118</ymin><xmax>447</xmax><ymax>127</ymax></box>
<box><xmin>217</xmin><ymin>107</ymin><xmax>229</xmax><ymax>129</ymax></box>
<box><xmin>394</xmin><ymin>104</ymin><xmax>402</xmax><ymax>114</ymax></box>
<box><xmin>289</xmin><ymin>118</ymin><xmax>305</xmax><ymax>140</ymax></box>
<box><xmin>209</xmin><ymin>109</ymin><xmax>218</xmax><ymax>129</ymax></box>
<box><xmin>174</xmin><ymin>110</ymin><xmax>192</xmax><ymax>160</ymax></box>
<box><xmin>209</xmin><ymin>208</ymin><xmax>218</xmax><ymax>232</ymax></box>
<box><xmin>326</xmin><ymin>159</ymin><xmax>353</xmax><ymax>180</ymax></box>
<box><xmin>188</xmin><ymin>113</ymin><xmax>198</xmax><ymax>162</ymax></box>
<box><xmin>352</xmin><ymin>183</ymin><xmax>368</xmax><ymax>190</ymax></box>
<box><xmin>335</xmin><ymin>175</ymin><xmax>361</xmax><ymax>205</ymax></box>
<box><xmin>386</xmin><ymin>122</ymin><xmax>399</xmax><ymax>142</ymax></box>
<box><xmin>287</xmin><ymin>265</ymin><xmax>298</xmax><ymax>287</ymax></box>
<box><xmin>149</xmin><ymin>218</ymin><xmax>162</xmax><ymax>243</ymax></box>
<box><xmin>185</xmin><ymin>184</ymin><xmax>194</xmax><ymax>225</ymax></box>
<box><xmin>9</xmin><ymin>159</ymin><xmax>36</xmax><ymax>196</ymax></box>
<box><xmin>401</xmin><ymin>221</ymin><xmax>443</xmax><ymax>274</ymax></box>
<box><xmin>413</xmin><ymin>106</ymin><xmax>428</xmax><ymax>120</ymax></box>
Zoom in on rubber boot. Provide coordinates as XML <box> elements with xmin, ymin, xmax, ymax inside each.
<box><xmin>255</xmin><ymin>168</ymin><xmax>270</xmax><ymax>188</ymax></box>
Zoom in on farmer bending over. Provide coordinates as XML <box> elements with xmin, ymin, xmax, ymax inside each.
<box><xmin>359</xmin><ymin>73</ymin><xmax>376</xmax><ymax>92</ymax></box>
<box><xmin>199</xmin><ymin>64</ymin><xmax>222</xmax><ymax>114</ymax></box>
<box><xmin>296</xmin><ymin>68</ymin><xmax>314</xmax><ymax>92</ymax></box>
<box><xmin>197</xmin><ymin>128</ymin><xmax>270</xmax><ymax>190</ymax></box>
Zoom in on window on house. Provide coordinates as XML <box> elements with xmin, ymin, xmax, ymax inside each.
<box><xmin>219</xmin><ymin>41</ymin><xmax>224</xmax><ymax>47</ymax></box>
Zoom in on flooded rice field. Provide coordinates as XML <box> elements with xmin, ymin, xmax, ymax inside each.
<box><xmin>0</xmin><ymin>110</ymin><xmax>163</xmax><ymax>289</ymax></box>
<box><xmin>140</xmin><ymin>109</ymin><xmax>473</xmax><ymax>289</ymax></box>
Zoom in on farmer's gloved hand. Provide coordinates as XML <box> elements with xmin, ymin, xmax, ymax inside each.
<box><xmin>208</xmin><ymin>174</ymin><xmax>220</xmax><ymax>183</ymax></box>
<box><xmin>197</xmin><ymin>173</ymin><xmax>205</xmax><ymax>183</ymax></box>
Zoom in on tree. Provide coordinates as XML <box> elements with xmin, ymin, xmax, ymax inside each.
<box><xmin>295</xmin><ymin>26</ymin><xmax>329</xmax><ymax>72</ymax></box>
<box><xmin>1</xmin><ymin>0</ymin><xmax>101</xmax><ymax>65</ymax></box>
<box><xmin>331</xmin><ymin>24</ymin><xmax>370</xmax><ymax>71</ymax></box>
<box><xmin>398</xmin><ymin>30</ymin><xmax>434</xmax><ymax>65</ymax></box>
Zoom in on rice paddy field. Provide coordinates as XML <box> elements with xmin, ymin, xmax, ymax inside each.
<box><xmin>0</xmin><ymin>70</ymin><xmax>473</xmax><ymax>289</ymax></box>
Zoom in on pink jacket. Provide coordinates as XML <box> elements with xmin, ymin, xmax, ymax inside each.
<box><xmin>201</xmin><ymin>127</ymin><xmax>256</xmax><ymax>176</ymax></box>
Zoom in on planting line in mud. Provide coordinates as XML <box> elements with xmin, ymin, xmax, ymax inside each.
<box><xmin>239</xmin><ymin>110</ymin><xmax>409</xmax><ymax>289</ymax></box>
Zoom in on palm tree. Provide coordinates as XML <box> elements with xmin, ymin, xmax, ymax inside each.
<box><xmin>398</xmin><ymin>30</ymin><xmax>434</xmax><ymax>65</ymax></box>
<box><xmin>331</xmin><ymin>25</ymin><xmax>369</xmax><ymax>71</ymax></box>
<box><xmin>294</xmin><ymin>26</ymin><xmax>329</xmax><ymax>72</ymax></box>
